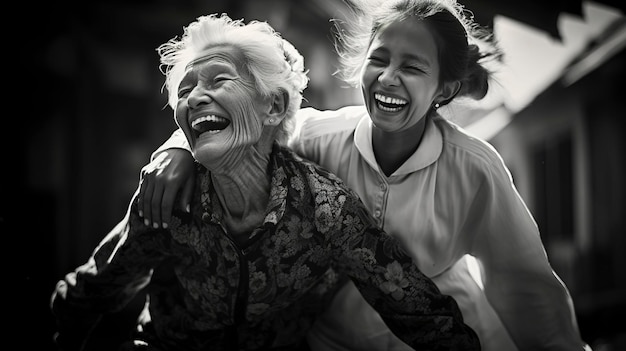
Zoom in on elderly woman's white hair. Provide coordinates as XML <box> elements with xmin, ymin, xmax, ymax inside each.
<box><xmin>157</xmin><ymin>13</ymin><xmax>309</xmax><ymax>144</ymax></box>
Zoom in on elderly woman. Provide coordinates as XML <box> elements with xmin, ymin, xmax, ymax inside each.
<box><xmin>50</xmin><ymin>14</ymin><xmax>479</xmax><ymax>351</ymax></box>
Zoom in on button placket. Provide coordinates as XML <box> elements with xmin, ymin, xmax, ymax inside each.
<box><xmin>373</xmin><ymin>176</ymin><xmax>388</xmax><ymax>226</ymax></box>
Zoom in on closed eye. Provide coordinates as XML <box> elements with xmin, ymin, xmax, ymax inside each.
<box><xmin>178</xmin><ymin>87</ymin><xmax>192</xmax><ymax>98</ymax></box>
<box><xmin>367</xmin><ymin>56</ymin><xmax>387</xmax><ymax>65</ymax></box>
<box><xmin>405</xmin><ymin>66</ymin><xmax>425</xmax><ymax>73</ymax></box>
<box><xmin>214</xmin><ymin>73</ymin><xmax>238</xmax><ymax>84</ymax></box>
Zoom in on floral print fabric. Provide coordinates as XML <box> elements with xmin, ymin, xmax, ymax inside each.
<box><xmin>51</xmin><ymin>143</ymin><xmax>479</xmax><ymax>351</ymax></box>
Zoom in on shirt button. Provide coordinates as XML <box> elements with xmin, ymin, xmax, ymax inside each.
<box><xmin>380</xmin><ymin>183</ymin><xmax>386</xmax><ymax>190</ymax></box>
<box><xmin>374</xmin><ymin>210</ymin><xmax>381</xmax><ymax>218</ymax></box>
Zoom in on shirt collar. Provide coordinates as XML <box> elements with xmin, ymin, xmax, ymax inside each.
<box><xmin>354</xmin><ymin>113</ymin><xmax>443</xmax><ymax>176</ymax></box>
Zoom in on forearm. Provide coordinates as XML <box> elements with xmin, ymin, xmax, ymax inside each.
<box><xmin>51</xmin><ymin>206</ymin><xmax>156</xmax><ymax>350</ymax></box>
<box><xmin>51</xmin><ymin>278</ymin><xmax>103</xmax><ymax>351</ymax></box>
<box><xmin>374</xmin><ymin>262</ymin><xmax>480</xmax><ymax>351</ymax></box>
<box><xmin>350</xmin><ymin>229</ymin><xmax>480</xmax><ymax>350</ymax></box>
<box><xmin>485</xmin><ymin>273</ymin><xmax>585</xmax><ymax>350</ymax></box>
<box><xmin>477</xmin><ymin>236</ymin><xmax>586</xmax><ymax>349</ymax></box>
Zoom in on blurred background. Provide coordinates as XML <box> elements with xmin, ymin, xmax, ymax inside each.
<box><xmin>6</xmin><ymin>0</ymin><xmax>625</xmax><ymax>349</ymax></box>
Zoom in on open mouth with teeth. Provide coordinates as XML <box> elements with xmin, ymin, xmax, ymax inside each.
<box><xmin>374</xmin><ymin>93</ymin><xmax>408</xmax><ymax>112</ymax></box>
<box><xmin>191</xmin><ymin>115</ymin><xmax>231</xmax><ymax>136</ymax></box>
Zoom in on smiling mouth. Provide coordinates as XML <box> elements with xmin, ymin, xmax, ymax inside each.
<box><xmin>374</xmin><ymin>93</ymin><xmax>408</xmax><ymax>112</ymax></box>
<box><xmin>191</xmin><ymin>115</ymin><xmax>230</xmax><ymax>135</ymax></box>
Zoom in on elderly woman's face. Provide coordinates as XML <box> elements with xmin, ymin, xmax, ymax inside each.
<box><xmin>175</xmin><ymin>44</ymin><xmax>272</xmax><ymax>170</ymax></box>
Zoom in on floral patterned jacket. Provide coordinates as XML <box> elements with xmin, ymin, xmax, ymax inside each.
<box><xmin>51</xmin><ymin>143</ymin><xmax>479</xmax><ymax>351</ymax></box>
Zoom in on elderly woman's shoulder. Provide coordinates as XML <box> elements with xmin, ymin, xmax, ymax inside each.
<box><xmin>279</xmin><ymin>145</ymin><xmax>358</xmax><ymax>196</ymax></box>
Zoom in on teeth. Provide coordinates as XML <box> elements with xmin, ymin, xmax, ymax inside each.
<box><xmin>374</xmin><ymin>93</ymin><xmax>407</xmax><ymax>106</ymax></box>
<box><xmin>191</xmin><ymin>115</ymin><xmax>227</xmax><ymax>128</ymax></box>
<box><xmin>378</xmin><ymin>104</ymin><xmax>402</xmax><ymax>112</ymax></box>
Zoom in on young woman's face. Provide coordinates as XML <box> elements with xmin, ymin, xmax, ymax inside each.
<box><xmin>175</xmin><ymin>44</ymin><xmax>271</xmax><ymax>170</ymax></box>
<box><xmin>360</xmin><ymin>18</ymin><xmax>442</xmax><ymax>133</ymax></box>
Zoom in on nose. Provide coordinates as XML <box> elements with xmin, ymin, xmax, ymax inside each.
<box><xmin>378</xmin><ymin>66</ymin><xmax>399</xmax><ymax>87</ymax></box>
<box><xmin>187</xmin><ymin>84</ymin><xmax>213</xmax><ymax>109</ymax></box>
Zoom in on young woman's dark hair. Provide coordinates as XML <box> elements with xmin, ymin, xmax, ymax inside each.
<box><xmin>333</xmin><ymin>0</ymin><xmax>502</xmax><ymax>103</ymax></box>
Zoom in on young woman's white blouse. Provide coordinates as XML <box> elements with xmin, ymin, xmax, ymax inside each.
<box><xmin>157</xmin><ymin>105</ymin><xmax>584</xmax><ymax>351</ymax></box>
<box><xmin>288</xmin><ymin>106</ymin><xmax>583</xmax><ymax>351</ymax></box>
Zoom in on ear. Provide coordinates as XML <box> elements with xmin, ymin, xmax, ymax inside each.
<box><xmin>436</xmin><ymin>80</ymin><xmax>461</xmax><ymax>106</ymax></box>
<box><xmin>264</xmin><ymin>89</ymin><xmax>288</xmax><ymax>126</ymax></box>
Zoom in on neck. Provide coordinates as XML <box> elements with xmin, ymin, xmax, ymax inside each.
<box><xmin>372</xmin><ymin>116</ymin><xmax>427</xmax><ymax>176</ymax></box>
<box><xmin>211</xmin><ymin>145</ymin><xmax>273</xmax><ymax>236</ymax></box>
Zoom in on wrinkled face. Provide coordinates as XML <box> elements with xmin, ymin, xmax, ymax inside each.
<box><xmin>175</xmin><ymin>44</ymin><xmax>271</xmax><ymax>170</ymax></box>
<box><xmin>361</xmin><ymin>18</ymin><xmax>442</xmax><ymax>132</ymax></box>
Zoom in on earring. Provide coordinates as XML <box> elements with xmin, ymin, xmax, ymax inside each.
<box><xmin>434</xmin><ymin>103</ymin><xmax>440</xmax><ymax>109</ymax></box>
<box><xmin>269</xmin><ymin>118</ymin><xmax>275</xmax><ymax>124</ymax></box>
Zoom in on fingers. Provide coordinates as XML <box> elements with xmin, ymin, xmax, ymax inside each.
<box><xmin>136</xmin><ymin>149</ymin><xmax>195</xmax><ymax>229</ymax></box>
<box><xmin>138</xmin><ymin>152</ymin><xmax>169</xmax><ymax>228</ymax></box>
<box><xmin>140</xmin><ymin>175</ymin><xmax>155</xmax><ymax>227</ymax></box>
<box><xmin>150</xmin><ymin>181</ymin><xmax>165</xmax><ymax>229</ymax></box>
<box><xmin>160</xmin><ymin>173</ymin><xmax>194</xmax><ymax>228</ymax></box>
<box><xmin>137</xmin><ymin>175</ymin><xmax>147</xmax><ymax>219</ymax></box>
<box><xmin>180</xmin><ymin>177</ymin><xmax>195</xmax><ymax>213</ymax></box>
<box><xmin>160</xmin><ymin>185</ymin><xmax>178</xmax><ymax>228</ymax></box>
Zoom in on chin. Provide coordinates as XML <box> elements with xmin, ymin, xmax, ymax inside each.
<box><xmin>192</xmin><ymin>152</ymin><xmax>216</xmax><ymax>170</ymax></box>
<box><xmin>194</xmin><ymin>143</ymin><xmax>226</xmax><ymax>166</ymax></box>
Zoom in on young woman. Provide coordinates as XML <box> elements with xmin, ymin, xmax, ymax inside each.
<box><xmin>137</xmin><ymin>0</ymin><xmax>589</xmax><ymax>350</ymax></box>
<box><xmin>50</xmin><ymin>13</ymin><xmax>479</xmax><ymax>351</ymax></box>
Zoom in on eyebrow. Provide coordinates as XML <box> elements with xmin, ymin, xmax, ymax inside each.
<box><xmin>186</xmin><ymin>55</ymin><xmax>235</xmax><ymax>72</ymax></box>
